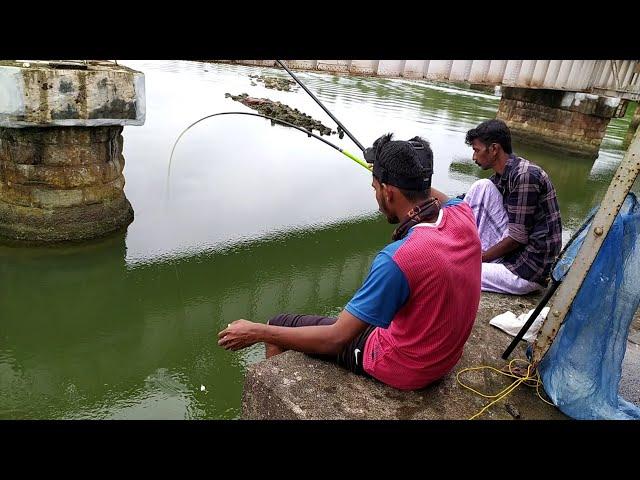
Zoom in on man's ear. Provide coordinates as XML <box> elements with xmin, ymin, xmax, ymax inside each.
<box><xmin>384</xmin><ymin>184</ymin><xmax>395</xmax><ymax>203</ymax></box>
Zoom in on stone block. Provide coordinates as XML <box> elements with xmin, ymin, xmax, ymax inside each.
<box><xmin>0</xmin><ymin>61</ymin><xmax>145</xmax><ymax>128</ymax></box>
<box><xmin>498</xmin><ymin>90</ymin><xmax>612</xmax><ymax>157</ymax></box>
<box><xmin>241</xmin><ymin>292</ymin><xmax>569</xmax><ymax>420</ymax></box>
<box><xmin>0</xmin><ymin>124</ymin><xmax>133</xmax><ymax>242</ymax></box>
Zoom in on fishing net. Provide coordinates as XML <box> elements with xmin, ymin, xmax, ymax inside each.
<box><xmin>538</xmin><ymin>192</ymin><xmax>640</xmax><ymax>419</ymax></box>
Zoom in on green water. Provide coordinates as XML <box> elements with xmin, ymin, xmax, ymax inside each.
<box><xmin>0</xmin><ymin>61</ymin><xmax>636</xmax><ymax>418</ymax></box>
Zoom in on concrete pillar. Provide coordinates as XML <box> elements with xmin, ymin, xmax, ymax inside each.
<box><xmin>623</xmin><ymin>103</ymin><xmax>640</xmax><ymax>149</ymax></box>
<box><xmin>0</xmin><ymin>60</ymin><xmax>145</xmax><ymax>243</ymax></box>
<box><xmin>496</xmin><ymin>87</ymin><xmax>624</xmax><ymax>158</ymax></box>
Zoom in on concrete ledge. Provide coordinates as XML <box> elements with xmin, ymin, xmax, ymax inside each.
<box><xmin>242</xmin><ymin>292</ymin><xmax>570</xmax><ymax>420</ymax></box>
<box><xmin>0</xmin><ymin>60</ymin><xmax>145</xmax><ymax>127</ymax></box>
<box><xmin>243</xmin><ymin>291</ymin><xmax>640</xmax><ymax>420</ymax></box>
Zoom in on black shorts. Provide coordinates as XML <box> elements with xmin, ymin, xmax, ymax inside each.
<box><xmin>267</xmin><ymin>313</ymin><xmax>376</xmax><ymax>376</ymax></box>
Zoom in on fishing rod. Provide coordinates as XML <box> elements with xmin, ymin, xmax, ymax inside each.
<box><xmin>276</xmin><ymin>60</ymin><xmax>366</xmax><ymax>153</ymax></box>
<box><xmin>170</xmin><ymin>61</ymin><xmax>375</xmax><ymax>183</ymax></box>
<box><xmin>168</xmin><ymin>111</ymin><xmax>371</xmax><ymax>181</ymax></box>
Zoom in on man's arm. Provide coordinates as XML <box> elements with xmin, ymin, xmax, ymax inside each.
<box><xmin>218</xmin><ymin>250</ymin><xmax>407</xmax><ymax>355</ymax></box>
<box><xmin>482</xmin><ymin>170</ymin><xmax>539</xmax><ymax>262</ymax></box>
<box><xmin>217</xmin><ymin>309</ymin><xmax>368</xmax><ymax>355</ymax></box>
<box><xmin>482</xmin><ymin>236</ymin><xmax>523</xmax><ymax>263</ymax></box>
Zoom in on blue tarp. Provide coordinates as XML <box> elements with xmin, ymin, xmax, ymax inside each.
<box><xmin>538</xmin><ymin>193</ymin><xmax>640</xmax><ymax>419</ymax></box>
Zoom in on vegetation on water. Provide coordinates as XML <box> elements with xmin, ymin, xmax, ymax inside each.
<box><xmin>248</xmin><ymin>74</ymin><xmax>298</xmax><ymax>92</ymax></box>
<box><xmin>225</xmin><ymin>93</ymin><xmax>339</xmax><ymax>137</ymax></box>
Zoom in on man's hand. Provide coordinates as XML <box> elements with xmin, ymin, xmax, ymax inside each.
<box><xmin>482</xmin><ymin>236</ymin><xmax>524</xmax><ymax>263</ymax></box>
<box><xmin>218</xmin><ymin>319</ymin><xmax>260</xmax><ymax>351</ymax></box>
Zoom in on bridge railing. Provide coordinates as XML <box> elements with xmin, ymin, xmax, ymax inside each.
<box><xmin>218</xmin><ymin>60</ymin><xmax>640</xmax><ymax>101</ymax></box>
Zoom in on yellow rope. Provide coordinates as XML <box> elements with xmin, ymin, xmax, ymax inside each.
<box><xmin>456</xmin><ymin>358</ymin><xmax>555</xmax><ymax>420</ymax></box>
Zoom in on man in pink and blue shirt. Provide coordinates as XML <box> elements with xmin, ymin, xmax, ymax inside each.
<box><xmin>218</xmin><ymin>133</ymin><xmax>482</xmax><ymax>390</ymax></box>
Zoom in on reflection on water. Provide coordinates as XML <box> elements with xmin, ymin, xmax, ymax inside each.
<box><xmin>0</xmin><ymin>217</ymin><xmax>388</xmax><ymax>419</ymax></box>
<box><xmin>0</xmin><ymin>60</ymin><xmax>635</xmax><ymax>418</ymax></box>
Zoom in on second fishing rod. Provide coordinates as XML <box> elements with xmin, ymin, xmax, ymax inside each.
<box><xmin>275</xmin><ymin>60</ymin><xmax>367</xmax><ymax>155</ymax></box>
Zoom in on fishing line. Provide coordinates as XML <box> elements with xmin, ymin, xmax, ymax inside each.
<box><xmin>167</xmin><ymin>111</ymin><xmax>370</xmax><ymax>197</ymax></box>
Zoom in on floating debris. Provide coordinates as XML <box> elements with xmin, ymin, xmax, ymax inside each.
<box><xmin>248</xmin><ymin>74</ymin><xmax>298</xmax><ymax>92</ymax></box>
<box><xmin>225</xmin><ymin>93</ymin><xmax>336</xmax><ymax>136</ymax></box>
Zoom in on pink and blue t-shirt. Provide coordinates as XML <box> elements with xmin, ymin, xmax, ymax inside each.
<box><xmin>345</xmin><ymin>199</ymin><xmax>482</xmax><ymax>390</ymax></box>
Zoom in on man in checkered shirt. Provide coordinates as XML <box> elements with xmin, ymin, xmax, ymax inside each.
<box><xmin>461</xmin><ymin>119</ymin><xmax>562</xmax><ymax>295</ymax></box>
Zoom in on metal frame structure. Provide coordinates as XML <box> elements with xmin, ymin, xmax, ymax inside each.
<box><xmin>532</xmin><ymin>127</ymin><xmax>640</xmax><ymax>365</ymax></box>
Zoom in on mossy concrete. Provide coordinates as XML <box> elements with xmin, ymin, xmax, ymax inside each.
<box><xmin>242</xmin><ymin>291</ymin><xmax>640</xmax><ymax>420</ymax></box>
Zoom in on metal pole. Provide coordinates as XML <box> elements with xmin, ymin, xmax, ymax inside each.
<box><xmin>501</xmin><ymin>280</ymin><xmax>559</xmax><ymax>360</ymax></box>
<box><xmin>532</xmin><ymin>127</ymin><xmax>640</xmax><ymax>365</ymax></box>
